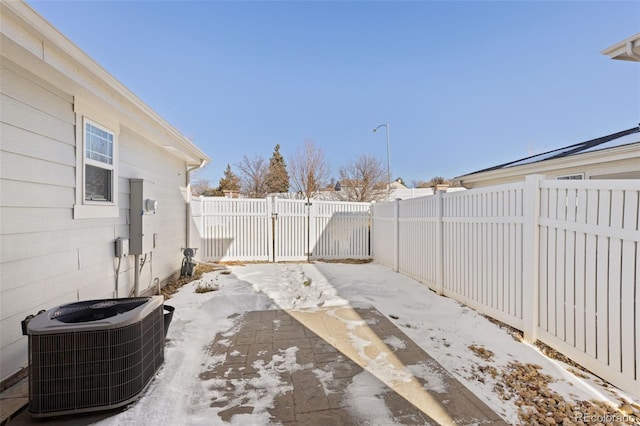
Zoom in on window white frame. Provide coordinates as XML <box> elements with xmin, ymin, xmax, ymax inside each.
<box><xmin>73</xmin><ymin>97</ymin><xmax>120</xmax><ymax>219</ymax></box>
<box><xmin>556</xmin><ymin>173</ymin><xmax>585</xmax><ymax>180</ymax></box>
<box><xmin>83</xmin><ymin>118</ymin><xmax>115</xmax><ymax>202</ymax></box>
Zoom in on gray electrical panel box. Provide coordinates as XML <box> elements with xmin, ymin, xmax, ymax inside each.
<box><xmin>130</xmin><ymin>179</ymin><xmax>157</xmax><ymax>254</ymax></box>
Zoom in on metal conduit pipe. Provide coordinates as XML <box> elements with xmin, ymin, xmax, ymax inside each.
<box><xmin>134</xmin><ymin>254</ymin><xmax>141</xmax><ymax>297</ymax></box>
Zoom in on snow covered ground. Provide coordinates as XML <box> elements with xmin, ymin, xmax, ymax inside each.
<box><xmin>96</xmin><ymin>262</ymin><xmax>638</xmax><ymax>425</ymax></box>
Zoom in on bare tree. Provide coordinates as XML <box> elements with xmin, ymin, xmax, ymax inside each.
<box><xmin>237</xmin><ymin>155</ymin><xmax>268</xmax><ymax>198</ymax></box>
<box><xmin>289</xmin><ymin>139</ymin><xmax>331</xmax><ymax>199</ymax></box>
<box><xmin>429</xmin><ymin>176</ymin><xmax>453</xmax><ymax>193</ymax></box>
<box><xmin>429</xmin><ymin>176</ymin><xmax>448</xmax><ymax>185</ymax></box>
<box><xmin>336</xmin><ymin>154</ymin><xmax>388</xmax><ymax>202</ymax></box>
<box><xmin>412</xmin><ymin>177</ymin><xmax>455</xmax><ymax>189</ymax></box>
<box><xmin>191</xmin><ymin>178</ymin><xmax>213</xmax><ymax>196</ymax></box>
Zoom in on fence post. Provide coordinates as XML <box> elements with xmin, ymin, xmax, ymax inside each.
<box><xmin>307</xmin><ymin>200</ymin><xmax>317</xmax><ymax>260</ymax></box>
<box><xmin>267</xmin><ymin>196</ymin><xmax>274</xmax><ymax>262</ymax></box>
<box><xmin>523</xmin><ymin>174</ymin><xmax>544</xmax><ymax>343</ymax></box>
<box><xmin>394</xmin><ymin>198</ymin><xmax>400</xmax><ymax>272</ymax></box>
<box><xmin>197</xmin><ymin>196</ymin><xmax>205</xmax><ymax>257</ymax></box>
<box><xmin>435</xmin><ymin>191</ymin><xmax>444</xmax><ymax>295</ymax></box>
<box><xmin>369</xmin><ymin>205</ymin><xmax>374</xmax><ymax>260</ymax></box>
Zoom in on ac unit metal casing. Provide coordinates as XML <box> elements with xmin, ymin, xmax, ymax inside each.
<box><xmin>25</xmin><ymin>296</ymin><xmax>165</xmax><ymax>417</ymax></box>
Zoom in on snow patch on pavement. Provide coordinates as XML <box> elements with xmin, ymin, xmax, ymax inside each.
<box><xmin>344</xmin><ymin>372</ymin><xmax>397</xmax><ymax>425</ymax></box>
<box><xmin>94</xmin><ymin>262</ymin><xmax>638</xmax><ymax>425</ymax></box>
<box><xmin>383</xmin><ymin>335</ymin><xmax>407</xmax><ymax>351</ymax></box>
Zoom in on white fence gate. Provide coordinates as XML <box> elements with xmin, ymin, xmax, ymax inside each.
<box><xmin>192</xmin><ymin>197</ymin><xmax>371</xmax><ymax>262</ymax></box>
<box><xmin>371</xmin><ymin>176</ymin><xmax>640</xmax><ymax>397</ymax></box>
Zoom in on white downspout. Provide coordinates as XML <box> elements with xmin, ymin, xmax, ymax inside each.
<box><xmin>186</xmin><ymin>159</ymin><xmax>207</xmax><ymax>252</ymax></box>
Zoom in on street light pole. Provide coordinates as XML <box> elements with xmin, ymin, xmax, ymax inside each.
<box><xmin>373</xmin><ymin>124</ymin><xmax>391</xmax><ymax>189</ymax></box>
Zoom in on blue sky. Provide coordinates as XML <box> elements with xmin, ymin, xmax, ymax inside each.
<box><xmin>30</xmin><ymin>1</ymin><xmax>639</xmax><ymax>186</ymax></box>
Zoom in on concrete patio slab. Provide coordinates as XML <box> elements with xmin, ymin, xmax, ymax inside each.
<box><xmin>4</xmin><ymin>305</ymin><xmax>508</xmax><ymax>425</ymax></box>
<box><xmin>202</xmin><ymin>305</ymin><xmax>508</xmax><ymax>425</ymax></box>
<box><xmin>0</xmin><ymin>378</ymin><xmax>28</xmax><ymax>425</ymax></box>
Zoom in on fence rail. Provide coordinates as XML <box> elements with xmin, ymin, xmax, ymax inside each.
<box><xmin>371</xmin><ymin>177</ymin><xmax>640</xmax><ymax>397</ymax></box>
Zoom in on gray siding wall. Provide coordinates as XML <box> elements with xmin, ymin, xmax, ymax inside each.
<box><xmin>0</xmin><ymin>63</ymin><xmax>189</xmax><ymax>382</ymax></box>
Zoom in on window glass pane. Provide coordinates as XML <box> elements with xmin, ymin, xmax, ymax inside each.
<box><xmin>85</xmin><ymin>122</ymin><xmax>113</xmax><ymax>165</ymax></box>
<box><xmin>85</xmin><ymin>164</ymin><xmax>112</xmax><ymax>201</ymax></box>
<box><xmin>557</xmin><ymin>174</ymin><xmax>584</xmax><ymax>180</ymax></box>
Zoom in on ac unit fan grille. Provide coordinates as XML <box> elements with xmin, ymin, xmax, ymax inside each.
<box><xmin>28</xmin><ymin>304</ymin><xmax>164</xmax><ymax>415</ymax></box>
<box><xmin>50</xmin><ymin>297</ymin><xmax>150</xmax><ymax>323</ymax></box>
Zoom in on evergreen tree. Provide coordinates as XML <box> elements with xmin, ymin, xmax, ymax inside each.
<box><xmin>218</xmin><ymin>164</ymin><xmax>240</xmax><ymax>194</ymax></box>
<box><xmin>265</xmin><ymin>144</ymin><xmax>290</xmax><ymax>194</ymax></box>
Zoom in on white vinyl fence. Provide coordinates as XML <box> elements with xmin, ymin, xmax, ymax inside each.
<box><xmin>371</xmin><ymin>176</ymin><xmax>639</xmax><ymax>397</ymax></box>
<box><xmin>191</xmin><ymin>197</ymin><xmax>371</xmax><ymax>262</ymax></box>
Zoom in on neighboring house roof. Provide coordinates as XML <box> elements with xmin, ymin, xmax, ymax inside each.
<box><xmin>388</xmin><ymin>179</ymin><xmax>408</xmax><ymax>190</ymax></box>
<box><xmin>467</xmin><ymin>126</ymin><xmax>639</xmax><ymax>175</ymax></box>
<box><xmin>601</xmin><ymin>33</ymin><xmax>640</xmax><ymax>62</ymax></box>
<box><xmin>336</xmin><ymin>178</ymin><xmax>406</xmax><ymax>191</ymax></box>
<box><xmin>454</xmin><ymin>126</ymin><xmax>640</xmax><ymax>186</ymax></box>
<box><xmin>335</xmin><ymin>179</ymin><xmax>360</xmax><ymax>189</ymax></box>
<box><xmin>1</xmin><ymin>1</ymin><xmax>210</xmax><ymax>166</ymax></box>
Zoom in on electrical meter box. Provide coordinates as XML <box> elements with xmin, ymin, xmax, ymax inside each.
<box><xmin>130</xmin><ymin>179</ymin><xmax>157</xmax><ymax>254</ymax></box>
<box><xmin>115</xmin><ymin>237</ymin><xmax>129</xmax><ymax>258</ymax></box>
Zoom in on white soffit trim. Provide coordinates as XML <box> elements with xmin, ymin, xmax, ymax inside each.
<box><xmin>1</xmin><ymin>0</ymin><xmax>210</xmax><ymax>165</ymax></box>
<box><xmin>601</xmin><ymin>33</ymin><xmax>640</xmax><ymax>62</ymax></box>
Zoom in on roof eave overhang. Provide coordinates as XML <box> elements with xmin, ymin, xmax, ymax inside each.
<box><xmin>601</xmin><ymin>33</ymin><xmax>640</xmax><ymax>62</ymax></box>
<box><xmin>454</xmin><ymin>143</ymin><xmax>640</xmax><ymax>186</ymax></box>
<box><xmin>1</xmin><ymin>1</ymin><xmax>210</xmax><ymax>166</ymax></box>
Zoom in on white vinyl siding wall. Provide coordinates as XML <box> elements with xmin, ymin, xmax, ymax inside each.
<box><xmin>0</xmin><ymin>63</ymin><xmax>188</xmax><ymax>382</ymax></box>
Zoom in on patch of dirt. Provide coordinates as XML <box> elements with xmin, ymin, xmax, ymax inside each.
<box><xmin>482</xmin><ymin>314</ymin><xmax>524</xmax><ymax>342</ymax></box>
<box><xmin>314</xmin><ymin>258</ymin><xmax>373</xmax><ymax>264</ymax></box>
<box><xmin>480</xmin><ymin>314</ymin><xmax>593</xmax><ymax>378</ymax></box>
<box><xmin>466</xmin><ymin>345</ymin><xmax>640</xmax><ymax>425</ymax></box>
<box><xmin>469</xmin><ymin>344</ymin><xmax>495</xmax><ymax>361</ymax></box>
<box><xmin>161</xmin><ymin>264</ymin><xmax>221</xmax><ymax>299</ymax></box>
<box><xmin>498</xmin><ymin>361</ymin><xmax>639</xmax><ymax>425</ymax></box>
<box><xmin>532</xmin><ymin>341</ymin><xmax>591</xmax><ymax>376</ymax></box>
<box><xmin>218</xmin><ymin>260</ymin><xmax>251</xmax><ymax>266</ymax></box>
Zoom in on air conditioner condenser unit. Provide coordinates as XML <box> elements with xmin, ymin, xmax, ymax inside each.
<box><xmin>23</xmin><ymin>296</ymin><xmax>166</xmax><ymax>417</ymax></box>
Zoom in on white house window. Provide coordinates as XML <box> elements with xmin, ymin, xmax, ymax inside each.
<box><xmin>84</xmin><ymin>120</ymin><xmax>114</xmax><ymax>202</ymax></box>
<box><xmin>557</xmin><ymin>173</ymin><xmax>584</xmax><ymax>180</ymax></box>
<box><xmin>73</xmin><ymin>97</ymin><xmax>120</xmax><ymax>219</ymax></box>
